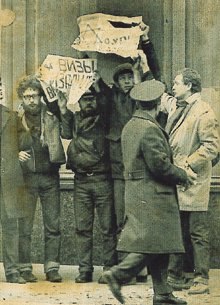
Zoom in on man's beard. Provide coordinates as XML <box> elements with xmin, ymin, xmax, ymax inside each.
<box><xmin>23</xmin><ymin>103</ymin><xmax>41</xmax><ymax>115</ymax></box>
<box><xmin>81</xmin><ymin>107</ymin><xmax>98</xmax><ymax>117</ymax></box>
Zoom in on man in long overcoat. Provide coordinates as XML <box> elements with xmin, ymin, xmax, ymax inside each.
<box><xmin>103</xmin><ymin>80</ymin><xmax>193</xmax><ymax>305</ymax></box>
<box><xmin>0</xmin><ymin>78</ymin><xmax>27</xmax><ymax>283</ymax></box>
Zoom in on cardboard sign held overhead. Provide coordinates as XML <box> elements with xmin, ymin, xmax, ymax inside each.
<box><xmin>72</xmin><ymin>13</ymin><xmax>143</xmax><ymax>58</ymax></box>
<box><xmin>39</xmin><ymin>55</ymin><xmax>97</xmax><ymax>104</ymax></box>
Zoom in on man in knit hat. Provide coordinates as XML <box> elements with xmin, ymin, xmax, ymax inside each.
<box><xmin>93</xmin><ymin>23</ymin><xmax>161</xmax><ymax>283</ymax></box>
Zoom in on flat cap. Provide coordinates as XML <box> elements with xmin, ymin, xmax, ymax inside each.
<box><xmin>81</xmin><ymin>88</ymin><xmax>95</xmax><ymax>98</ymax></box>
<box><xmin>130</xmin><ymin>80</ymin><xmax>165</xmax><ymax>101</ymax></box>
<box><xmin>113</xmin><ymin>63</ymin><xmax>133</xmax><ymax>82</ymax></box>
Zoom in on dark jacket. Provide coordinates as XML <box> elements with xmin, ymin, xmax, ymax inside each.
<box><xmin>117</xmin><ymin>109</ymin><xmax>187</xmax><ymax>253</ymax></box>
<box><xmin>98</xmin><ymin>41</ymin><xmax>161</xmax><ymax>179</ymax></box>
<box><xmin>18</xmin><ymin>103</ymin><xmax>66</xmax><ymax>173</ymax></box>
<box><xmin>0</xmin><ymin>105</ymin><xmax>28</xmax><ymax>219</ymax></box>
<box><xmin>60</xmin><ymin>109</ymin><xmax>110</xmax><ymax>174</ymax></box>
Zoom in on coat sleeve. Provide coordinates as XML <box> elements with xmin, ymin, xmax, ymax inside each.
<box><xmin>141</xmin><ymin>41</ymin><xmax>161</xmax><ymax>81</ymax></box>
<box><xmin>140</xmin><ymin>124</ymin><xmax>187</xmax><ymax>185</ymax></box>
<box><xmin>16</xmin><ymin>115</ymin><xmax>33</xmax><ymax>151</ymax></box>
<box><xmin>60</xmin><ymin>109</ymin><xmax>74</xmax><ymax>139</ymax></box>
<box><xmin>187</xmin><ymin>111</ymin><xmax>220</xmax><ymax>171</ymax></box>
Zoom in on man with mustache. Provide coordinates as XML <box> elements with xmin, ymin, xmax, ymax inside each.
<box><xmin>57</xmin><ymin>88</ymin><xmax>117</xmax><ymax>284</ymax></box>
<box><xmin>17</xmin><ymin>75</ymin><xmax>66</xmax><ymax>283</ymax></box>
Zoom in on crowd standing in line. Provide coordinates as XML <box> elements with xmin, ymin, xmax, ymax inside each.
<box><xmin>0</xmin><ymin>20</ymin><xmax>219</xmax><ymax>305</ymax></box>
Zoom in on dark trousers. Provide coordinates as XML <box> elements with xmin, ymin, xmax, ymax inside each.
<box><xmin>74</xmin><ymin>174</ymin><xmax>117</xmax><ymax>273</ymax></box>
<box><xmin>113</xmin><ymin>179</ymin><xmax>125</xmax><ymax>233</ymax></box>
<box><xmin>169</xmin><ymin>211</ymin><xmax>209</xmax><ymax>281</ymax></box>
<box><xmin>18</xmin><ymin>172</ymin><xmax>61</xmax><ymax>273</ymax></box>
<box><xmin>1</xmin><ymin>217</ymin><xmax>20</xmax><ymax>277</ymax></box>
<box><xmin>0</xmin><ymin>192</ymin><xmax>20</xmax><ymax>277</ymax></box>
<box><xmin>112</xmin><ymin>253</ymin><xmax>172</xmax><ymax>295</ymax></box>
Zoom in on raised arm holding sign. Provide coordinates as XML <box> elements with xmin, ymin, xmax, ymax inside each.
<box><xmin>38</xmin><ymin>55</ymin><xmax>97</xmax><ymax>104</ymax></box>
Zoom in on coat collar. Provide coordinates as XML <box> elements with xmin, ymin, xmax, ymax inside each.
<box><xmin>0</xmin><ymin>104</ymin><xmax>11</xmax><ymax>132</ymax></box>
<box><xmin>133</xmin><ymin>108</ymin><xmax>169</xmax><ymax>140</ymax></box>
<box><xmin>170</xmin><ymin>98</ymin><xmax>198</xmax><ymax>135</ymax></box>
<box><xmin>185</xmin><ymin>92</ymin><xmax>201</xmax><ymax>104</ymax></box>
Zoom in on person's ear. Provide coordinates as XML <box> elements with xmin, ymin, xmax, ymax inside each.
<box><xmin>114</xmin><ymin>81</ymin><xmax>120</xmax><ymax>88</ymax></box>
<box><xmin>186</xmin><ymin>82</ymin><xmax>192</xmax><ymax>91</ymax></box>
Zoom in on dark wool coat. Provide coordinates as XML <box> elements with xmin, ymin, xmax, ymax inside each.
<box><xmin>0</xmin><ymin>105</ymin><xmax>27</xmax><ymax>219</ymax></box>
<box><xmin>117</xmin><ymin>109</ymin><xmax>187</xmax><ymax>254</ymax></box>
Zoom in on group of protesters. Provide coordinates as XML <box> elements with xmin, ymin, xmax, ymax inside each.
<box><xmin>0</xmin><ymin>22</ymin><xmax>219</xmax><ymax>305</ymax></box>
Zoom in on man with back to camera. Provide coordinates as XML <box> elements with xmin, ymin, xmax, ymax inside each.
<box><xmin>160</xmin><ymin>68</ymin><xmax>220</xmax><ymax>294</ymax></box>
<box><xmin>17</xmin><ymin>75</ymin><xmax>66</xmax><ymax>283</ymax></box>
<box><xmin>103</xmin><ymin>79</ymin><xmax>196</xmax><ymax>305</ymax></box>
<box><xmin>0</xmin><ymin>77</ymin><xmax>27</xmax><ymax>284</ymax></box>
<box><xmin>57</xmin><ymin>87</ymin><xmax>117</xmax><ymax>284</ymax></box>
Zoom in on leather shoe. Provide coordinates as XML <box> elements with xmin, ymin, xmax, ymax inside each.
<box><xmin>121</xmin><ymin>277</ymin><xmax>136</xmax><ymax>285</ymax></box>
<box><xmin>167</xmin><ymin>276</ymin><xmax>191</xmax><ymax>290</ymax></box>
<box><xmin>103</xmin><ymin>270</ymin><xmax>124</xmax><ymax>304</ymax></box>
<box><xmin>98</xmin><ymin>273</ymin><xmax>107</xmax><ymax>284</ymax></box>
<box><xmin>46</xmin><ymin>270</ymin><xmax>62</xmax><ymax>282</ymax></box>
<box><xmin>188</xmin><ymin>282</ymin><xmax>209</xmax><ymax>295</ymax></box>
<box><xmin>75</xmin><ymin>272</ymin><xmax>92</xmax><ymax>283</ymax></box>
<box><xmin>153</xmin><ymin>293</ymin><xmax>187</xmax><ymax>305</ymax></box>
<box><xmin>20</xmin><ymin>271</ymin><xmax>37</xmax><ymax>282</ymax></box>
<box><xmin>6</xmin><ymin>273</ymin><xmax>26</xmax><ymax>284</ymax></box>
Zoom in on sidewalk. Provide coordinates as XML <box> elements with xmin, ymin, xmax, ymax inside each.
<box><xmin>0</xmin><ymin>263</ymin><xmax>220</xmax><ymax>305</ymax></box>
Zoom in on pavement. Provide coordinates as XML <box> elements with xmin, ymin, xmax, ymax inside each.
<box><xmin>0</xmin><ymin>264</ymin><xmax>220</xmax><ymax>305</ymax></box>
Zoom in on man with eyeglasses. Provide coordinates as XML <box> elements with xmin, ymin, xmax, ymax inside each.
<box><xmin>17</xmin><ymin>75</ymin><xmax>66</xmax><ymax>283</ymax></box>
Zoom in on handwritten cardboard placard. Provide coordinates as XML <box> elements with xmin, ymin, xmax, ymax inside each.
<box><xmin>72</xmin><ymin>13</ymin><xmax>143</xmax><ymax>58</ymax></box>
<box><xmin>39</xmin><ymin>55</ymin><xmax>97</xmax><ymax>104</ymax></box>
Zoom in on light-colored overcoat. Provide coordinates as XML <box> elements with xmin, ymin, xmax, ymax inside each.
<box><xmin>161</xmin><ymin>93</ymin><xmax>220</xmax><ymax>211</ymax></box>
<box><xmin>117</xmin><ymin>109</ymin><xmax>187</xmax><ymax>254</ymax></box>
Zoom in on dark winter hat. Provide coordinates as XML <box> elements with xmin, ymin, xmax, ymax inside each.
<box><xmin>130</xmin><ymin>80</ymin><xmax>165</xmax><ymax>102</ymax></box>
<box><xmin>113</xmin><ymin>63</ymin><xmax>133</xmax><ymax>82</ymax></box>
<box><xmin>81</xmin><ymin>88</ymin><xmax>95</xmax><ymax>99</ymax></box>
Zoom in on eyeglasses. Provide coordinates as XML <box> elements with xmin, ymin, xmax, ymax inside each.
<box><xmin>23</xmin><ymin>94</ymin><xmax>40</xmax><ymax>101</ymax></box>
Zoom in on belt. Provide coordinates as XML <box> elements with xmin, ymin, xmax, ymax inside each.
<box><xmin>124</xmin><ymin>170</ymin><xmax>150</xmax><ymax>180</ymax></box>
<box><xmin>75</xmin><ymin>171</ymin><xmax>109</xmax><ymax>177</ymax></box>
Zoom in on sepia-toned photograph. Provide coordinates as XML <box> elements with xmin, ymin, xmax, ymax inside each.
<box><xmin>0</xmin><ymin>0</ymin><xmax>220</xmax><ymax>304</ymax></box>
